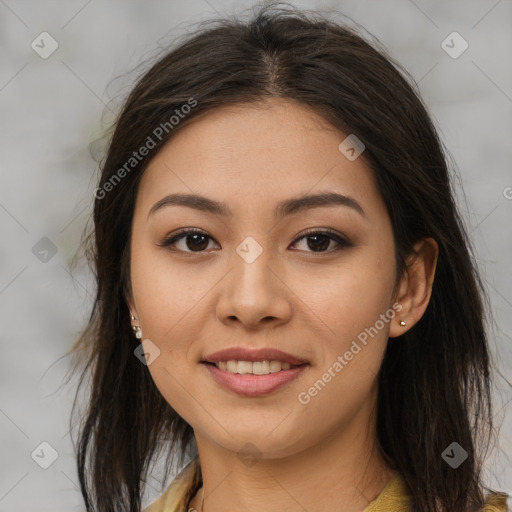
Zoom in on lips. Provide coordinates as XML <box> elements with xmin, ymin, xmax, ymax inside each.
<box><xmin>202</xmin><ymin>361</ymin><xmax>309</xmax><ymax>397</ymax></box>
<box><xmin>201</xmin><ymin>347</ymin><xmax>308</xmax><ymax>366</ymax></box>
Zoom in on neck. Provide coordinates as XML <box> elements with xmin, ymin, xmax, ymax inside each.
<box><xmin>190</xmin><ymin>415</ymin><xmax>394</xmax><ymax>512</ymax></box>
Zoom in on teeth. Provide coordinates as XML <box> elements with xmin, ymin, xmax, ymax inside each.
<box><xmin>253</xmin><ymin>361</ymin><xmax>270</xmax><ymax>375</ymax></box>
<box><xmin>237</xmin><ymin>361</ymin><xmax>253</xmax><ymax>374</ymax></box>
<box><xmin>270</xmin><ymin>360</ymin><xmax>284</xmax><ymax>372</ymax></box>
<box><xmin>214</xmin><ymin>360</ymin><xmax>293</xmax><ymax>374</ymax></box>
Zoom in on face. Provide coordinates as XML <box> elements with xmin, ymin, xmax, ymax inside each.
<box><xmin>128</xmin><ymin>98</ymin><xmax>400</xmax><ymax>459</ymax></box>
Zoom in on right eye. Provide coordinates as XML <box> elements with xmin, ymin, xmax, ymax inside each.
<box><xmin>158</xmin><ymin>228</ymin><xmax>220</xmax><ymax>253</ymax></box>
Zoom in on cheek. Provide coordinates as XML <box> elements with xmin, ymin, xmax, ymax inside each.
<box><xmin>130</xmin><ymin>246</ymin><xmax>209</xmax><ymax>419</ymax></box>
<box><xmin>295</xmin><ymin>252</ymin><xmax>395</xmax><ymax>339</ymax></box>
<box><xmin>129</xmin><ymin>241</ymin><xmax>218</xmax><ymax>404</ymax></box>
<box><xmin>290</xmin><ymin>242</ymin><xmax>396</xmax><ymax>398</ymax></box>
<box><xmin>130</xmin><ymin>234</ymin><xmax>202</xmax><ymax>332</ymax></box>
<box><xmin>290</xmin><ymin>261</ymin><xmax>394</xmax><ymax>424</ymax></box>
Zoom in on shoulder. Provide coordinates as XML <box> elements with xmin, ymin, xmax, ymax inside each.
<box><xmin>482</xmin><ymin>491</ymin><xmax>509</xmax><ymax>512</ymax></box>
<box><xmin>145</xmin><ymin>463</ymin><xmax>509</xmax><ymax>512</ymax></box>
<box><xmin>144</xmin><ymin>458</ymin><xmax>200</xmax><ymax>512</ymax></box>
<box><xmin>362</xmin><ymin>472</ymin><xmax>509</xmax><ymax>512</ymax></box>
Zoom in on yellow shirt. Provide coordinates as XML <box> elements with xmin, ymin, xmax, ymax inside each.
<box><xmin>144</xmin><ymin>457</ymin><xmax>508</xmax><ymax>512</ymax></box>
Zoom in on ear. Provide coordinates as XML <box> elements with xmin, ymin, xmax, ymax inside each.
<box><xmin>127</xmin><ymin>302</ymin><xmax>136</xmax><ymax>319</ymax></box>
<box><xmin>389</xmin><ymin>237</ymin><xmax>439</xmax><ymax>338</ymax></box>
<box><xmin>123</xmin><ymin>277</ymin><xmax>139</xmax><ymax>320</ymax></box>
<box><xmin>125</xmin><ymin>292</ymin><xmax>138</xmax><ymax>321</ymax></box>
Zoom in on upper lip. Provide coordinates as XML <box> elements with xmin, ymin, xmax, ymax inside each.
<box><xmin>202</xmin><ymin>347</ymin><xmax>309</xmax><ymax>365</ymax></box>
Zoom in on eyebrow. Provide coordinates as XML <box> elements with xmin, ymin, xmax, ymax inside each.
<box><xmin>148</xmin><ymin>191</ymin><xmax>366</xmax><ymax>220</ymax></box>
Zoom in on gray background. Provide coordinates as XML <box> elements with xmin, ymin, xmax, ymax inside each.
<box><xmin>0</xmin><ymin>1</ymin><xmax>511</xmax><ymax>510</ymax></box>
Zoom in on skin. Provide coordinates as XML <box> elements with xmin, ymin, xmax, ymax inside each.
<box><xmin>127</xmin><ymin>97</ymin><xmax>438</xmax><ymax>512</ymax></box>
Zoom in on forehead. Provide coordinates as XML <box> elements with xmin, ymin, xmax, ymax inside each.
<box><xmin>137</xmin><ymin>98</ymin><xmax>383</xmax><ymax>219</ymax></box>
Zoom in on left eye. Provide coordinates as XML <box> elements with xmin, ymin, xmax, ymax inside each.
<box><xmin>290</xmin><ymin>230</ymin><xmax>351</xmax><ymax>253</ymax></box>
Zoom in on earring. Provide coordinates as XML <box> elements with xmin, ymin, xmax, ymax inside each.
<box><xmin>130</xmin><ymin>314</ymin><xmax>142</xmax><ymax>339</ymax></box>
<box><xmin>399</xmin><ymin>320</ymin><xmax>406</xmax><ymax>326</ymax></box>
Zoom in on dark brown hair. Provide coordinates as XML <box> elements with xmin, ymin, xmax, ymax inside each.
<box><xmin>69</xmin><ymin>2</ymin><xmax>502</xmax><ymax>511</ymax></box>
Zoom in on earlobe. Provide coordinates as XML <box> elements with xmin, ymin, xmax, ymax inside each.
<box><xmin>128</xmin><ymin>306</ymin><xmax>143</xmax><ymax>339</ymax></box>
<box><xmin>389</xmin><ymin>237</ymin><xmax>439</xmax><ymax>338</ymax></box>
<box><xmin>131</xmin><ymin>317</ymin><xmax>143</xmax><ymax>339</ymax></box>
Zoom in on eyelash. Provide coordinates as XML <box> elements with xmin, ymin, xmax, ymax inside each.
<box><xmin>157</xmin><ymin>227</ymin><xmax>352</xmax><ymax>255</ymax></box>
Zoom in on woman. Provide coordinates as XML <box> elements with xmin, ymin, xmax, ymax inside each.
<box><xmin>69</xmin><ymin>2</ymin><xmax>509</xmax><ymax>511</ymax></box>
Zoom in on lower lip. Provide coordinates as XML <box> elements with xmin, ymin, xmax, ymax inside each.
<box><xmin>201</xmin><ymin>363</ymin><xmax>309</xmax><ymax>397</ymax></box>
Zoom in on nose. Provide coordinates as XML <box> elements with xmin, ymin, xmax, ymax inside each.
<box><xmin>215</xmin><ymin>246</ymin><xmax>292</xmax><ymax>330</ymax></box>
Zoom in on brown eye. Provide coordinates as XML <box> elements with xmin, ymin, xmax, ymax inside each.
<box><xmin>158</xmin><ymin>229</ymin><xmax>219</xmax><ymax>253</ymax></box>
<box><xmin>290</xmin><ymin>229</ymin><xmax>351</xmax><ymax>253</ymax></box>
<box><xmin>182</xmin><ymin>233</ymin><xmax>210</xmax><ymax>251</ymax></box>
<box><xmin>304</xmin><ymin>234</ymin><xmax>331</xmax><ymax>252</ymax></box>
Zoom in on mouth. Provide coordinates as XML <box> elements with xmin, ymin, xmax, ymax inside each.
<box><xmin>200</xmin><ymin>347</ymin><xmax>310</xmax><ymax>396</ymax></box>
<box><xmin>200</xmin><ymin>360</ymin><xmax>310</xmax><ymax>397</ymax></box>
